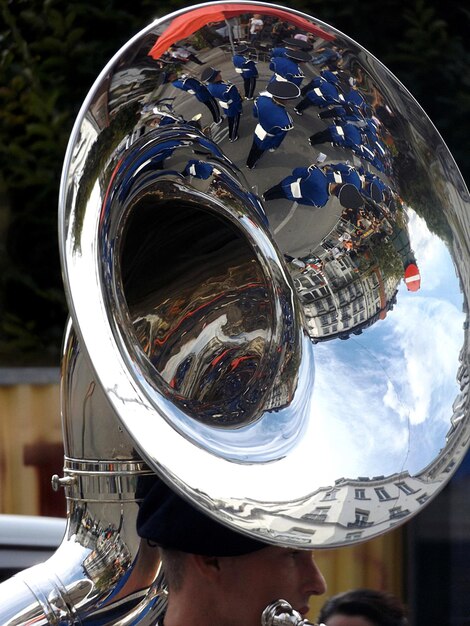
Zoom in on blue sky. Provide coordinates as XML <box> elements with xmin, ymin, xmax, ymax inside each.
<box><xmin>309</xmin><ymin>208</ymin><xmax>465</xmax><ymax>480</ymax></box>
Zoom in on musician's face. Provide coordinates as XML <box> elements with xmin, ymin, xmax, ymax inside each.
<box><xmin>217</xmin><ymin>546</ymin><xmax>326</xmax><ymax>626</ymax></box>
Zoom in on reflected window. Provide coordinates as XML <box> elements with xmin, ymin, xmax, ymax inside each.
<box><xmin>444</xmin><ymin>460</ymin><xmax>456</xmax><ymax>473</ymax></box>
<box><xmin>291</xmin><ymin>527</ymin><xmax>316</xmax><ymax>536</ymax></box>
<box><xmin>395</xmin><ymin>481</ymin><xmax>417</xmax><ymax>495</ymax></box>
<box><xmin>348</xmin><ymin>508</ymin><xmax>373</xmax><ymax>528</ymax></box>
<box><xmin>389</xmin><ymin>506</ymin><xmax>410</xmax><ymax>520</ymax></box>
<box><xmin>375</xmin><ymin>486</ymin><xmax>392</xmax><ymax>501</ymax></box>
<box><xmin>302</xmin><ymin>506</ymin><xmax>330</xmax><ymax>523</ymax></box>
<box><xmin>416</xmin><ymin>493</ymin><xmax>430</xmax><ymax>505</ymax></box>
<box><xmin>346</xmin><ymin>531</ymin><xmax>363</xmax><ymax>541</ymax></box>
<box><xmin>322</xmin><ymin>489</ymin><xmax>338</xmax><ymax>501</ymax></box>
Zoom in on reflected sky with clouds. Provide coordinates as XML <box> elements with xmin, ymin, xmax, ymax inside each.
<box><xmin>309</xmin><ymin>207</ymin><xmax>465</xmax><ymax>479</ymax></box>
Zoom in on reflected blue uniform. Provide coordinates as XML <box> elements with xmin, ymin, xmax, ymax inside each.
<box><xmin>269</xmin><ymin>57</ymin><xmax>304</xmax><ymax>86</ymax></box>
<box><xmin>324</xmin><ymin>162</ymin><xmax>362</xmax><ymax>191</ymax></box>
<box><xmin>360</xmin><ymin>168</ymin><xmax>390</xmax><ymax>202</ymax></box>
<box><xmin>172</xmin><ymin>77</ymin><xmax>221</xmax><ymax>122</ymax></box>
<box><xmin>301</xmin><ymin>70</ymin><xmax>340</xmax><ymax>94</ymax></box>
<box><xmin>252</xmin><ymin>94</ymin><xmax>293</xmax><ymax>150</ymax></box>
<box><xmin>232</xmin><ymin>53</ymin><xmax>258</xmax><ymax>99</ymax></box>
<box><xmin>246</xmin><ymin>93</ymin><xmax>294</xmax><ymax>168</ymax></box>
<box><xmin>270</xmin><ymin>46</ymin><xmax>289</xmax><ymax>58</ymax></box>
<box><xmin>183</xmin><ymin>159</ymin><xmax>214</xmax><ymax>179</ymax></box>
<box><xmin>345</xmin><ymin>88</ymin><xmax>368</xmax><ymax>114</ymax></box>
<box><xmin>306</xmin><ymin>79</ymin><xmax>342</xmax><ymax>105</ymax></box>
<box><xmin>309</xmin><ymin>122</ymin><xmax>383</xmax><ymax>165</ymax></box>
<box><xmin>264</xmin><ymin>165</ymin><xmax>330</xmax><ymax>207</ymax></box>
<box><xmin>319</xmin><ymin>101</ymin><xmax>364</xmax><ymax>123</ymax></box>
<box><xmin>232</xmin><ymin>54</ymin><xmax>258</xmax><ymax>78</ymax></box>
<box><xmin>206</xmin><ymin>81</ymin><xmax>242</xmax><ymax>140</ymax></box>
<box><xmin>330</xmin><ymin>123</ymin><xmax>363</xmax><ymax>149</ymax></box>
<box><xmin>296</xmin><ymin>77</ymin><xmax>343</xmax><ymax>113</ymax></box>
<box><xmin>206</xmin><ymin>82</ymin><xmax>242</xmax><ymax>117</ymax></box>
<box><xmin>173</xmin><ymin>77</ymin><xmax>214</xmax><ymax>103</ymax></box>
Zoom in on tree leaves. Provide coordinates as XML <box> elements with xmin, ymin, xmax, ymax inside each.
<box><xmin>0</xmin><ymin>0</ymin><xmax>468</xmax><ymax>364</ymax></box>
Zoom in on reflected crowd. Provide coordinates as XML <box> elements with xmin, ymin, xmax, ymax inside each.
<box><xmin>129</xmin><ymin>9</ymin><xmax>421</xmax><ymax>342</ymax></box>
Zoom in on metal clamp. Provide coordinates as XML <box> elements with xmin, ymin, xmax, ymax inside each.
<box><xmin>51</xmin><ymin>474</ymin><xmax>75</xmax><ymax>492</ymax></box>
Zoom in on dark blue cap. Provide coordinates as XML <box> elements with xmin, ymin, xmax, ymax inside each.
<box><xmin>137</xmin><ymin>478</ymin><xmax>268</xmax><ymax>556</ymax></box>
<box><xmin>285</xmin><ymin>48</ymin><xmax>311</xmax><ymax>62</ymax></box>
<box><xmin>368</xmin><ymin>181</ymin><xmax>383</xmax><ymax>203</ymax></box>
<box><xmin>201</xmin><ymin>67</ymin><xmax>220</xmax><ymax>83</ymax></box>
<box><xmin>282</xmin><ymin>37</ymin><xmax>313</xmax><ymax>51</ymax></box>
<box><xmin>267</xmin><ymin>80</ymin><xmax>300</xmax><ymax>99</ymax></box>
<box><xmin>336</xmin><ymin>183</ymin><xmax>364</xmax><ymax>209</ymax></box>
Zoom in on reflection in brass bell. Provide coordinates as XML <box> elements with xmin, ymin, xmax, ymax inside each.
<box><xmin>1</xmin><ymin>2</ymin><xmax>468</xmax><ymax>623</ymax></box>
<box><xmin>59</xmin><ymin>1</ymin><xmax>470</xmax><ymax>549</ymax></box>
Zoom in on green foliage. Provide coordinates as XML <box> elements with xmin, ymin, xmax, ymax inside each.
<box><xmin>370</xmin><ymin>240</ymin><xmax>404</xmax><ymax>283</ymax></box>
<box><xmin>0</xmin><ymin>0</ymin><xmax>157</xmax><ymax>364</ymax></box>
<box><xmin>0</xmin><ymin>0</ymin><xmax>468</xmax><ymax>364</ymax></box>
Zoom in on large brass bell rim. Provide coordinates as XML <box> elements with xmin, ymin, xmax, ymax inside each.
<box><xmin>58</xmin><ymin>0</ymin><xmax>470</xmax><ymax>548</ymax></box>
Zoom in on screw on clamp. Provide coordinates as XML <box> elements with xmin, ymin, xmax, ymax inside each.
<box><xmin>51</xmin><ymin>474</ymin><xmax>75</xmax><ymax>491</ymax></box>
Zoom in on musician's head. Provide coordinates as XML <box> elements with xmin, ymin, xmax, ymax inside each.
<box><xmin>137</xmin><ymin>479</ymin><xmax>326</xmax><ymax>626</ymax></box>
<box><xmin>317</xmin><ymin>588</ymin><xmax>408</xmax><ymax>626</ymax></box>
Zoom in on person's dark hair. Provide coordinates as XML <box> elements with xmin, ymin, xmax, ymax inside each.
<box><xmin>160</xmin><ymin>547</ymin><xmax>187</xmax><ymax>592</ymax></box>
<box><xmin>317</xmin><ymin>588</ymin><xmax>408</xmax><ymax>626</ymax></box>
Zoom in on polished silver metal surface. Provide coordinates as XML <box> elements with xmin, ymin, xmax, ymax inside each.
<box><xmin>59</xmin><ymin>0</ymin><xmax>469</xmax><ymax>547</ymax></box>
<box><xmin>0</xmin><ymin>323</ymin><xmax>167</xmax><ymax>623</ymax></box>
<box><xmin>262</xmin><ymin>599</ymin><xmax>323</xmax><ymax>626</ymax></box>
<box><xmin>1</xmin><ymin>1</ymin><xmax>469</xmax><ymax>623</ymax></box>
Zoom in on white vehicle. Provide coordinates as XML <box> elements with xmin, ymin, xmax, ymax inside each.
<box><xmin>0</xmin><ymin>514</ymin><xmax>66</xmax><ymax>583</ymax></box>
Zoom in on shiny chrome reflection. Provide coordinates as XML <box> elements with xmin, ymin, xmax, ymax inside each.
<box><xmin>1</xmin><ymin>1</ymin><xmax>469</xmax><ymax>623</ymax></box>
<box><xmin>60</xmin><ymin>0</ymin><xmax>470</xmax><ymax>546</ymax></box>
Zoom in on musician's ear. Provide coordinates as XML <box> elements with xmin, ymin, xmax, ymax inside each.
<box><xmin>190</xmin><ymin>553</ymin><xmax>221</xmax><ymax>581</ymax></box>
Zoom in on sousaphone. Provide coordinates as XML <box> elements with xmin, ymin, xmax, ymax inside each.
<box><xmin>0</xmin><ymin>2</ymin><xmax>468</xmax><ymax>623</ymax></box>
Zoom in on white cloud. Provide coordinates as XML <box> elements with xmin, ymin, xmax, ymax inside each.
<box><xmin>384</xmin><ymin>298</ymin><xmax>464</xmax><ymax>430</ymax></box>
<box><xmin>407</xmin><ymin>210</ymin><xmax>456</xmax><ymax>293</ymax></box>
<box><xmin>306</xmin><ymin>268</ymin><xmax>464</xmax><ymax>478</ymax></box>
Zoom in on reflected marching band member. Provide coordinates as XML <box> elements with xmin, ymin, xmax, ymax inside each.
<box><xmin>246</xmin><ymin>81</ymin><xmax>299</xmax><ymax>170</ymax></box>
<box><xmin>294</xmin><ymin>71</ymin><xmax>344</xmax><ymax>115</ymax></box>
<box><xmin>322</xmin><ymin>163</ymin><xmax>396</xmax><ymax>218</ymax></box>
<box><xmin>201</xmin><ymin>66</ymin><xmax>243</xmax><ymax>142</ymax></box>
<box><xmin>232</xmin><ymin>44</ymin><xmax>258</xmax><ymax>100</ymax></box>
<box><xmin>309</xmin><ymin>121</ymin><xmax>363</xmax><ymax>151</ymax></box>
<box><xmin>309</xmin><ymin>122</ymin><xmax>386</xmax><ymax>171</ymax></box>
<box><xmin>301</xmin><ymin>69</ymin><xmax>341</xmax><ymax>95</ymax></box>
<box><xmin>171</xmin><ymin>73</ymin><xmax>222</xmax><ymax>124</ymax></box>
<box><xmin>262</xmin><ymin>163</ymin><xmax>364</xmax><ymax>210</ymax></box>
<box><xmin>269</xmin><ymin>48</ymin><xmax>310</xmax><ymax>86</ymax></box>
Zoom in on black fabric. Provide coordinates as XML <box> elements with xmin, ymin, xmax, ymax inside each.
<box><xmin>137</xmin><ymin>478</ymin><xmax>267</xmax><ymax>556</ymax></box>
<box><xmin>336</xmin><ymin>183</ymin><xmax>364</xmax><ymax>209</ymax></box>
<box><xmin>285</xmin><ymin>48</ymin><xmax>311</xmax><ymax>62</ymax></box>
<box><xmin>266</xmin><ymin>81</ymin><xmax>300</xmax><ymax>99</ymax></box>
<box><xmin>201</xmin><ymin>67</ymin><xmax>220</xmax><ymax>83</ymax></box>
